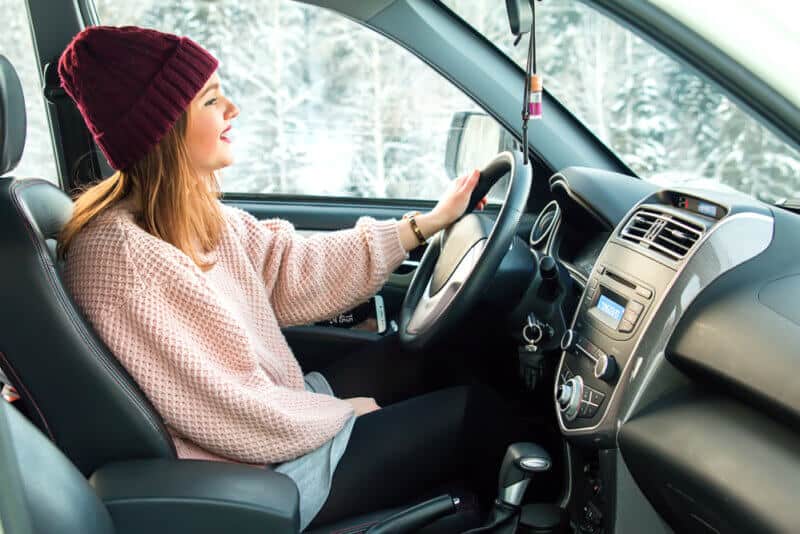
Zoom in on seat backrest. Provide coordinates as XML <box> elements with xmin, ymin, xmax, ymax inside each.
<box><xmin>0</xmin><ymin>54</ymin><xmax>175</xmax><ymax>475</ymax></box>
<box><xmin>0</xmin><ymin>400</ymin><xmax>116</xmax><ymax>534</ymax></box>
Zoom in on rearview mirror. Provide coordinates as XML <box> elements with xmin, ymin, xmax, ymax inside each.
<box><xmin>444</xmin><ymin>111</ymin><xmax>518</xmax><ymax>180</ymax></box>
<box><xmin>505</xmin><ymin>0</ymin><xmax>532</xmax><ymax>36</ymax></box>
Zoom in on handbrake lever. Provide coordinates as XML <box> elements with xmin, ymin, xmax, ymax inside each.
<box><xmin>365</xmin><ymin>494</ymin><xmax>458</xmax><ymax>534</ymax></box>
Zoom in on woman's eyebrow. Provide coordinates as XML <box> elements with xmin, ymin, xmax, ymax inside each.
<box><xmin>198</xmin><ymin>82</ymin><xmax>220</xmax><ymax>98</ymax></box>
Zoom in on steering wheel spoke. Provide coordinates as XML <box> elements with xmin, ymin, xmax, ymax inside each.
<box><xmin>407</xmin><ymin>239</ymin><xmax>486</xmax><ymax>335</ymax></box>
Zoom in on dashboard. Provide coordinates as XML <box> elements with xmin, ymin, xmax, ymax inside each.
<box><xmin>526</xmin><ymin>166</ymin><xmax>800</xmax><ymax>534</ymax></box>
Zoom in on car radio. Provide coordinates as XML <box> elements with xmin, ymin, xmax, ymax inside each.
<box><xmin>582</xmin><ymin>266</ymin><xmax>653</xmax><ymax>339</ymax></box>
<box><xmin>555</xmin><ymin>253</ymin><xmax>669</xmax><ymax>432</ymax></box>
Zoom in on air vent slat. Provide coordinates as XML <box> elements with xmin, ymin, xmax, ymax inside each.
<box><xmin>653</xmin><ymin>235</ymin><xmax>690</xmax><ymax>253</ymax></box>
<box><xmin>620</xmin><ymin>208</ymin><xmax>704</xmax><ymax>261</ymax></box>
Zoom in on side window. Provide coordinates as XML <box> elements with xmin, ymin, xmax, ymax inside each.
<box><xmin>94</xmin><ymin>0</ymin><xmax>503</xmax><ymax>201</ymax></box>
<box><xmin>444</xmin><ymin>1</ymin><xmax>800</xmax><ymax>204</ymax></box>
<box><xmin>2</xmin><ymin>0</ymin><xmax>59</xmax><ymax>183</ymax></box>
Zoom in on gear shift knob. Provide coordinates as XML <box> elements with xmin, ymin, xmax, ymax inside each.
<box><xmin>498</xmin><ymin>442</ymin><xmax>551</xmax><ymax>507</ymax></box>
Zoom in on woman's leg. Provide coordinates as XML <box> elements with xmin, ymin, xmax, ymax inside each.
<box><xmin>320</xmin><ymin>333</ymin><xmax>440</xmax><ymax>406</ymax></box>
<box><xmin>308</xmin><ymin>384</ymin><xmax>525</xmax><ymax>528</ymax></box>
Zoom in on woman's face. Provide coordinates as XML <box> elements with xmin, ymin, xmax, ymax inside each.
<box><xmin>185</xmin><ymin>72</ymin><xmax>239</xmax><ymax>178</ymax></box>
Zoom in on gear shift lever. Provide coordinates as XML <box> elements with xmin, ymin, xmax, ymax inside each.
<box><xmin>465</xmin><ymin>443</ymin><xmax>552</xmax><ymax>534</ymax></box>
<box><xmin>498</xmin><ymin>442</ymin><xmax>552</xmax><ymax>506</ymax></box>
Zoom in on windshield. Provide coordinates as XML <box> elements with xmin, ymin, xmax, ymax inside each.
<box><xmin>441</xmin><ymin>1</ymin><xmax>800</xmax><ymax>204</ymax></box>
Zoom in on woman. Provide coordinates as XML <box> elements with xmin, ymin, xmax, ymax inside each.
<box><xmin>58</xmin><ymin>25</ymin><xmax>515</xmax><ymax>530</ymax></box>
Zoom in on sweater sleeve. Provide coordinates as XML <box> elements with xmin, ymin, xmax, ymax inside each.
<box><xmin>232</xmin><ymin>209</ymin><xmax>409</xmax><ymax>328</ymax></box>
<box><xmin>99</xmin><ymin>291</ymin><xmax>355</xmax><ymax>464</ymax></box>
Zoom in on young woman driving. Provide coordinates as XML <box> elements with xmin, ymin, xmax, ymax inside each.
<box><xmin>57</xmin><ymin>26</ymin><xmax>520</xmax><ymax>530</ymax></box>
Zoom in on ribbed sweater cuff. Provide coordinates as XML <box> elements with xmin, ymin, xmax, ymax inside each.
<box><xmin>370</xmin><ymin>218</ymin><xmax>409</xmax><ymax>274</ymax></box>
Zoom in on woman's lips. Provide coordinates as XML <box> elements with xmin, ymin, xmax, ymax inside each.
<box><xmin>220</xmin><ymin>126</ymin><xmax>232</xmax><ymax>143</ymax></box>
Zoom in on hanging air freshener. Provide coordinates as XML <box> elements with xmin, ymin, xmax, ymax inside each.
<box><xmin>518</xmin><ymin>0</ymin><xmax>542</xmax><ymax>165</ymax></box>
<box><xmin>529</xmin><ymin>74</ymin><xmax>542</xmax><ymax>120</ymax></box>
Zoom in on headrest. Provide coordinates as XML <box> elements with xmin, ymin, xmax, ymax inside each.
<box><xmin>0</xmin><ymin>55</ymin><xmax>27</xmax><ymax>176</ymax></box>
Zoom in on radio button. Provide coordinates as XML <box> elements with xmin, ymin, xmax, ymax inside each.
<box><xmin>636</xmin><ymin>287</ymin><xmax>653</xmax><ymax>299</ymax></box>
<box><xmin>627</xmin><ymin>301</ymin><xmax>644</xmax><ymax>314</ymax></box>
<box><xmin>619</xmin><ymin>319</ymin><xmax>635</xmax><ymax>333</ymax></box>
<box><xmin>589</xmin><ymin>389</ymin><xmax>605</xmax><ymax>406</ymax></box>
<box><xmin>594</xmin><ymin>353</ymin><xmax>619</xmax><ymax>382</ymax></box>
<box><xmin>622</xmin><ymin>310</ymin><xmax>639</xmax><ymax>324</ymax></box>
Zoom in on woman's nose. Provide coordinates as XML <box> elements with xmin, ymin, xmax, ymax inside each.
<box><xmin>226</xmin><ymin>100</ymin><xmax>239</xmax><ymax>120</ymax></box>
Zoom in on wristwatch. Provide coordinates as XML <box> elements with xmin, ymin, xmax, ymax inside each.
<box><xmin>402</xmin><ymin>211</ymin><xmax>427</xmax><ymax>246</ymax></box>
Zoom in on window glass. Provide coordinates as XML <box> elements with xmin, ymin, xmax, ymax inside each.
<box><xmin>95</xmin><ymin>0</ymin><xmax>500</xmax><ymax>201</ymax></box>
<box><xmin>0</xmin><ymin>0</ymin><xmax>59</xmax><ymax>183</ymax></box>
<box><xmin>443</xmin><ymin>0</ymin><xmax>800</xmax><ymax>203</ymax></box>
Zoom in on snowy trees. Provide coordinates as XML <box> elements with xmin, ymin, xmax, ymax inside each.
<box><xmin>92</xmin><ymin>0</ymin><xmax>478</xmax><ymax>200</ymax></box>
<box><xmin>444</xmin><ymin>0</ymin><xmax>800</xmax><ymax>203</ymax></box>
<box><xmin>4</xmin><ymin>0</ymin><xmax>798</xmax><ymax>203</ymax></box>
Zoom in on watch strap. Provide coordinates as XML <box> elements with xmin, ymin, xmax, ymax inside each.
<box><xmin>405</xmin><ymin>213</ymin><xmax>426</xmax><ymax>245</ymax></box>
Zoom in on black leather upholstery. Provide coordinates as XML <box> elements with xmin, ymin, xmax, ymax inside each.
<box><xmin>0</xmin><ymin>400</ymin><xmax>302</xmax><ymax>534</ymax></box>
<box><xmin>91</xmin><ymin>459</ymin><xmax>300</xmax><ymax>533</ymax></box>
<box><xmin>0</xmin><ymin>177</ymin><xmax>176</xmax><ymax>475</ymax></box>
<box><xmin>0</xmin><ymin>55</ymin><xmax>26</xmax><ymax>176</ymax></box>
<box><xmin>0</xmin><ymin>54</ymin><xmax>175</xmax><ymax>475</ymax></box>
<box><xmin>0</xmin><ymin>401</ymin><xmax>116</xmax><ymax>534</ymax></box>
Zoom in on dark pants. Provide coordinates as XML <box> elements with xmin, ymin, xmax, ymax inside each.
<box><xmin>308</xmin><ymin>335</ymin><xmax>525</xmax><ymax>528</ymax></box>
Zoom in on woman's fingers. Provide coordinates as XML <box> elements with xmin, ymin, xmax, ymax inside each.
<box><xmin>460</xmin><ymin>170</ymin><xmax>480</xmax><ymax>197</ymax></box>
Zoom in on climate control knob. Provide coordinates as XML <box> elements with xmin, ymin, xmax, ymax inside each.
<box><xmin>558</xmin><ymin>376</ymin><xmax>583</xmax><ymax>421</ymax></box>
<box><xmin>560</xmin><ymin>329</ymin><xmax>575</xmax><ymax>352</ymax></box>
<box><xmin>594</xmin><ymin>353</ymin><xmax>618</xmax><ymax>382</ymax></box>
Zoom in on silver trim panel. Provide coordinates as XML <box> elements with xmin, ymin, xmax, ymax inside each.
<box><xmin>555</xmin><ymin>208</ymin><xmax>774</xmax><ymax>438</ymax></box>
<box><xmin>406</xmin><ymin>240</ymin><xmax>486</xmax><ymax>335</ymax></box>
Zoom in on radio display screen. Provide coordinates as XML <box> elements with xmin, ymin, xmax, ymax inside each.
<box><xmin>596</xmin><ymin>293</ymin><xmax>626</xmax><ymax>328</ymax></box>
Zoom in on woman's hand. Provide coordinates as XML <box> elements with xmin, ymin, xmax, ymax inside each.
<box><xmin>345</xmin><ymin>396</ymin><xmax>380</xmax><ymax>416</ymax></box>
<box><xmin>431</xmin><ymin>169</ymin><xmax>487</xmax><ymax>227</ymax></box>
<box><xmin>396</xmin><ymin>169</ymin><xmax>488</xmax><ymax>252</ymax></box>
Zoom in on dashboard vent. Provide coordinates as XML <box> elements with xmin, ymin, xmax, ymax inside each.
<box><xmin>621</xmin><ymin>209</ymin><xmax>704</xmax><ymax>260</ymax></box>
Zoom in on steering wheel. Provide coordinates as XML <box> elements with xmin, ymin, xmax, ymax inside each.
<box><xmin>399</xmin><ymin>150</ymin><xmax>532</xmax><ymax>350</ymax></box>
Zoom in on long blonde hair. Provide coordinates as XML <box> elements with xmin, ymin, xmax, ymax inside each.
<box><xmin>57</xmin><ymin>111</ymin><xmax>224</xmax><ymax>271</ymax></box>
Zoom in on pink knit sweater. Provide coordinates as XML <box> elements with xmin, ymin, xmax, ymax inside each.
<box><xmin>64</xmin><ymin>200</ymin><xmax>408</xmax><ymax>464</ymax></box>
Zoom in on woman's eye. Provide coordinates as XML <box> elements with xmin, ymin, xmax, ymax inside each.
<box><xmin>205</xmin><ymin>98</ymin><xmax>218</xmax><ymax>106</ymax></box>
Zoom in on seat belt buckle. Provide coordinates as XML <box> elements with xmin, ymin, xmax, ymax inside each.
<box><xmin>1</xmin><ymin>384</ymin><xmax>20</xmax><ymax>403</ymax></box>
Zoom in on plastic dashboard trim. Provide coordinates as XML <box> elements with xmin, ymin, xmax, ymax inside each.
<box><xmin>554</xmin><ymin>204</ymin><xmax>774</xmax><ymax>438</ymax></box>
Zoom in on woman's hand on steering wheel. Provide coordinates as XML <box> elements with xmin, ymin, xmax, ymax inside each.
<box><xmin>431</xmin><ymin>169</ymin><xmax>487</xmax><ymax>227</ymax></box>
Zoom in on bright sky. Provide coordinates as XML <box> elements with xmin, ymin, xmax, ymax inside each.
<box><xmin>649</xmin><ymin>0</ymin><xmax>800</xmax><ymax>109</ymax></box>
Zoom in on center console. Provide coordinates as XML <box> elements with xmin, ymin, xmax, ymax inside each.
<box><xmin>550</xmin><ymin>190</ymin><xmax>752</xmax><ymax>533</ymax></box>
<box><xmin>538</xmin><ymin>166</ymin><xmax>779</xmax><ymax>533</ymax></box>
<box><xmin>555</xmin><ymin>239</ymin><xmax>676</xmax><ymax>442</ymax></box>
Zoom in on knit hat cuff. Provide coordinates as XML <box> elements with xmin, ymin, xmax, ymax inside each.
<box><xmin>97</xmin><ymin>37</ymin><xmax>218</xmax><ymax>170</ymax></box>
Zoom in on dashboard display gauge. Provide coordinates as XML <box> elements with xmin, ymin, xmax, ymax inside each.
<box><xmin>530</xmin><ymin>200</ymin><xmax>560</xmax><ymax>248</ymax></box>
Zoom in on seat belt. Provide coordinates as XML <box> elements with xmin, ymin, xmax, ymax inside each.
<box><xmin>43</xmin><ymin>59</ymin><xmax>112</xmax><ymax>192</ymax></box>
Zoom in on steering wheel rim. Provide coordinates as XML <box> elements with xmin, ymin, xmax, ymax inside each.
<box><xmin>399</xmin><ymin>150</ymin><xmax>532</xmax><ymax>350</ymax></box>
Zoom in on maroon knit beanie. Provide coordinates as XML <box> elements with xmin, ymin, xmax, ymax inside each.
<box><xmin>58</xmin><ymin>25</ymin><xmax>218</xmax><ymax>171</ymax></box>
